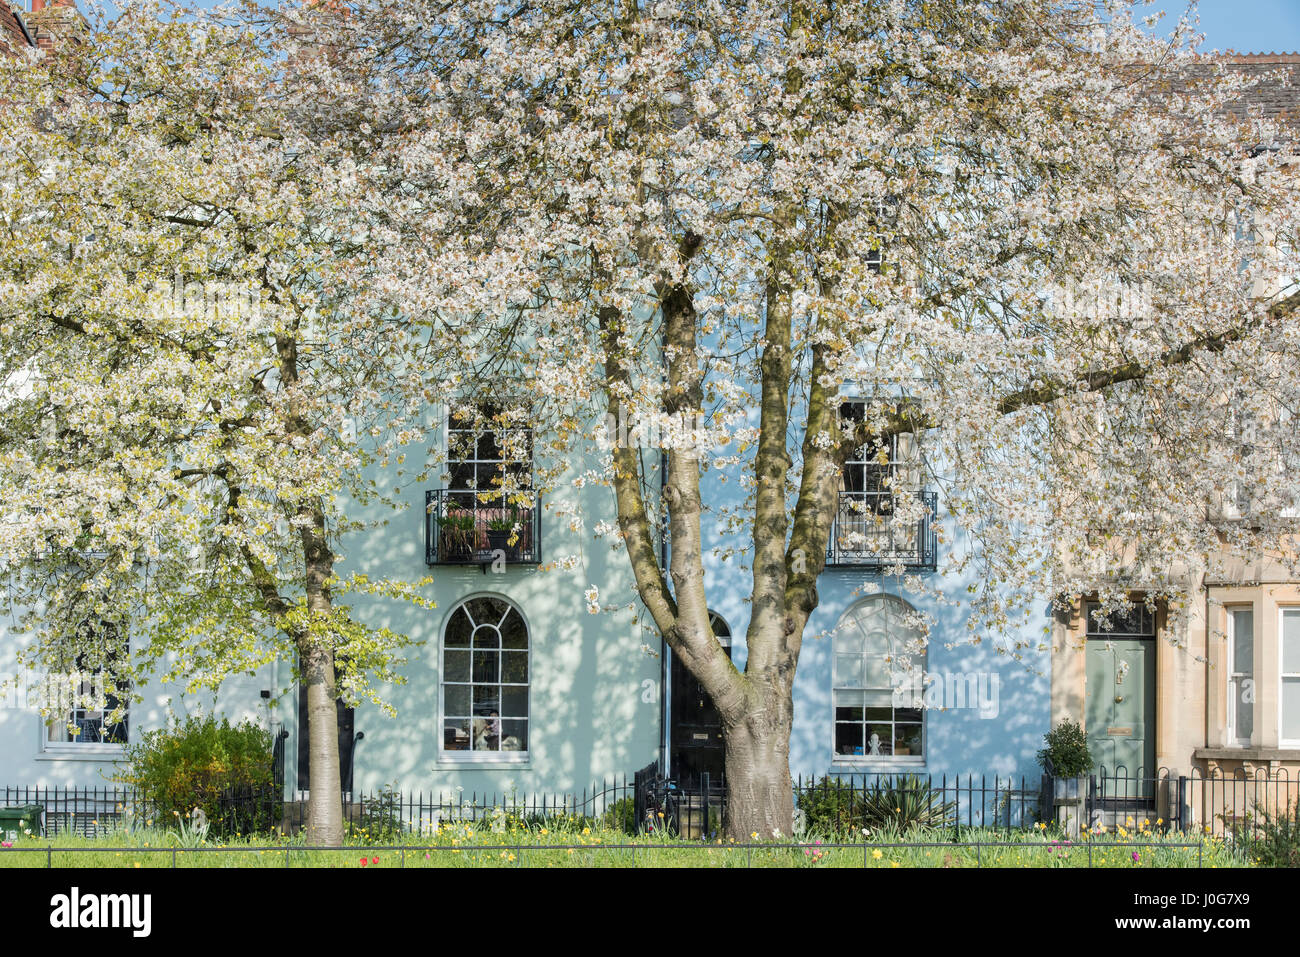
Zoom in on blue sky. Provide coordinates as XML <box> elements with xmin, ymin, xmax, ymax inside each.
<box><xmin>31</xmin><ymin>1</ymin><xmax>1300</xmax><ymax>55</ymax></box>
<box><xmin>1157</xmin><ymin>0</ymin><xmax>1300</xmax><ymax>53</ymax></box>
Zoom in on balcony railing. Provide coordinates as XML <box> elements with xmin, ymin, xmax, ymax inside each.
<box><xmin>825</xmin><ymin>490</ymin><xmax>937</xmax><ymax>571</ymax></box>
<box><xmin>425</xmin><ymin>489</ymin><xmax>541</xmax><ymax>566</ymax></box>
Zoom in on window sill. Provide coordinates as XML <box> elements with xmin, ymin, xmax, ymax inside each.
<box><xmin>831</xmin><ymin>757</ymin><xmax>926</xmax><ymax>771</ymax></box>
<box><xmin>36</xmin><ymin>748</ymin><xmax>127</xmax><ymax>762</ymax></box>
<box><xmin>1194</xmin><ymin>747</ymin><xmax>1300</xmax><ymax>762</ymax></box>
<box><xmin>435</xmin><ymin>754</ymin><xmax>530</xmax><ymax>770</ymax></box>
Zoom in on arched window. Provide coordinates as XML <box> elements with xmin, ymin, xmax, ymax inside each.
<box><xmin>441</xmin><ymin>596</ymin><xmax>529</xmax><ymax>759</ymax></box>
<box><xmin>832</xmin><ymin>596</ymin><xmax>925</xmax><ymax>762</ymax></box>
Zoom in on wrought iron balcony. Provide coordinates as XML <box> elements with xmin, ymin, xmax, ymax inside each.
<box><xmin>425</xmin><ymin>489</ymin><xmax>541</xmax><ymax>566</ymax></box>
<box><xmin>825</xmin><ymin>490</ymin><xmax>938</xmax><ymax>571</ymax></box>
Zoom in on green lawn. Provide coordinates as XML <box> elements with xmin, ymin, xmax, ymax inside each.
<box><xmin>0</xmin><ymin>818</ymin><xmax>1254</xmax><ymax>867</ymax></box>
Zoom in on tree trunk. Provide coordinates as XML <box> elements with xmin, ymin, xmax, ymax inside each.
<box><xmin>300</xmin><ymin>637</ymin><xmax>344</xmax><ymax>845</ymax></box>
<box><xmin>722</xmin><ymin>685</ymin><xmax>795</xmax><ymax>841</ymax></box>
<box><xmin>299</xmin><ymin>499</ymin><xmax>344</xmax><ymax>846</ymax></box>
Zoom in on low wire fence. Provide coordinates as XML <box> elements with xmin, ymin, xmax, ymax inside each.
<box><xmin>0</xmin><ymin>838</ymin><xmax>1218</xmax><ymax>869</ymax></box>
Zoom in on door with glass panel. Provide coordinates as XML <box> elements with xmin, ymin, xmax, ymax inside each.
<box><xmin>1084</xmin><ymin>603</ymin><xmax>1156</xmax><ymax>797</ymax></box>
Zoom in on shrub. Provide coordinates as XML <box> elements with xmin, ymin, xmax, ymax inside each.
<box><xmin>1037</xmin><ymin>720</ymin><xmax>1094</xmax><ymax>777</ymax></box>
<box><xmin>1229</xmin><ymin>802</ymin><xmax>1300</xmax><ymax>867</ymax></box>
<box><xmin>797</xmin><ymin>774</ymin><xmax>958</xmax><ymax>834</ymax></box>
<box><xmin>796</xmin><ymin>776</ymin><xmax>865</xmax><ymax>834</ymax></box>
<box><xmin>602</xmin><ymin>796</ymin><xmax>637</xmax><ymax>835</ymax></box>
<box><xmin>350</xmin><ymin>785</ymin><xmax>405</xmax><ymax>842</ymax></box>
<box><xmin>859</xmin><ymin>774</ymin><xmax>957</xmax><ymax>830</ymax></box>
<box><xmin>117</xmin><ymin>715</ymin><xmax>279</xmax><ymax>837</ymax></box>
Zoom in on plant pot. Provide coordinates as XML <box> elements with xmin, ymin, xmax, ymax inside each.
<box><xmin>1052</xmin><ymin>775</ymin><xmax>1087</xmax><ymax>840</ymax></box>
<box><xmin>439</xmin><ymin>530</ymin><xmax>474</xmax><ymax>561</ymax></box>
<box><xmin>1053</xmin><ymin>775</ymin><xmax>1086</xmax><ymax>805</ymax></box>
<box><xmin>486</xmin><ymin>529</ymin><xmax>520</xmax><ymax>560</ymax></box>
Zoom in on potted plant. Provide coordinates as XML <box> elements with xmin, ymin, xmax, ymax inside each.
<box><xmin>439</xmin><ymin>510</ymin><xmax>477</xmax><ymax>560</ymax></box>
<box><xmin>1038</xmin><ymin>720</ymin><xmax>1094</xmax><ymax>837</ymax></box>
<box><xmin>485</xmin><ymin>508</ymin><xmax>522</xmax><ymax>560</ymax></box>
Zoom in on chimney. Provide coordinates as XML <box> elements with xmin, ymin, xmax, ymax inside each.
<box><xmin>26</xmin><ymin>0</ymin><xmax>84</xmax><ymax>52</ymax></box>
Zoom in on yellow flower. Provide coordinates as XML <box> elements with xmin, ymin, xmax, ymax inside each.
<box><xmin>751</xmin><ymin>832</ymin><xmax>759</xmax><ymax>840</ymax></box>
<box><xmin>872</xmin><ymin>849</ymin><xmax>883</xmax><ymax>860</ymax></box>
<box><xmin>890</xmin><ymin>861</ymin><xmax>899</xmax><ymax>868</ymax></box>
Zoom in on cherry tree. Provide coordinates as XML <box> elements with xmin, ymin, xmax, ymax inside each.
<box><xmin>0</xmin><ymin>3</ymin><xmax>436</xmax><ymax>843</ymax></box>
<box><xmin>315</xmin><ymin>0</ymin><xmax>1300</xmax><ymax>838</ymax></box>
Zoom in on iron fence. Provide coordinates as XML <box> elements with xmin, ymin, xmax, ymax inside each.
<box><xmin>1039</xmin><ymin>764</ymin><xmax>1300</xmax><ymax>847</ymax></box>
<box><xmin>0</xmin><ymin>784</ymin><xmax>284</xmax><ymax>838</ymax></box>
<box><xmin>7</xmin><ymin>763</ymin><xmax>1296</xmax><ymax>844</ymax></box>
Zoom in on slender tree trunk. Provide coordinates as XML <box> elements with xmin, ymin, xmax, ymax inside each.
<box><xmin>299</xmin><ymin>503</ymin><xmax>344</xmax><ymax>846</ymax></box>
<box><xmin>300</xmin><ymin>635</ymin><xmax>344</xmax><ymax>845</ymax></box>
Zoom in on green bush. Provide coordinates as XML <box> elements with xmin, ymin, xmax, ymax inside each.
<box><xmin>859</xmin><ymin>774</ymin><xmax>957</xmax><ymax>830</ymax></box>
<box><xmin>1230</xmin><ymin>802</ymin><xmax>1300</xmax><ymax>867</ymax></box>
<box><xmin>602</xmin><ymin>796</ymin><xmax>637</xmax><ymax>835</ymax></box>
<box><xmin>117</xmin><ymin>715</ymin><xmax>279</xmax><ymax>837</ymax></box>
<box><xmin>1037</xmin><ymin>720</ymin><xmax>1094</xmax><ymax>777</ymax></box>
<box><xmin>797</xmin><ymin>776</ymin><xmax>865</xmax><ymax>834</ymax></box>
<box><xmin>349</xmin><ymin>785</ymin><xmax>405</xmax><ymax>842</ymax></box>
<box><xmin>797</xmin><ymin>774</ymin><xmax>957</xmax><ymax>835</ymax></box>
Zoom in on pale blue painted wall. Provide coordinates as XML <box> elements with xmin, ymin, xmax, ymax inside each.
<box><xmin>2</xmin><ymin>407</ymin><xmax>1051</xmax><ymax>804</ymax></box>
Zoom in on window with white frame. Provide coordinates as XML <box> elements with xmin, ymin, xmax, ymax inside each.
<box><xmin>441</xmin><ymin>596</ymin><xmax>529</xmax><ymax>759</ymax></box>
<box><xmin>445</xmin><ymin>402</ymin><xmax>533</xmax><ymax>504</ymax></box>
<box><xmin>43</xmin><ymin>621</ymin><xmax>128</xmax><ymax>750</ymax></box>
<box><xmin>832</xmin><ymin>595</ymin><xmax>925</xmax><ymax>762</ymax></box>
<box><xmin>1226</xmin><ymin>606</ymin><xmax>1254</xmax><ymax>747</ymax></box>
<box><xmin>839</xmin><ymin>402</ymin><xmax>922</xmax><ymax>507</ymax></box>
<box><xmin>1282</xmin><ymin>609</ymin><xmax>1300</xmax><ymax>747</ymax></box>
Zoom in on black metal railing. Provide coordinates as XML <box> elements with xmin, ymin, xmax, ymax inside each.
<box><xmin>1</xmin><ymin>784</ymin><xmax>284</xmax><ymax>838</ymax></box>
<box><xmin>1039</xmin><ymin>764</ymin><xmax>1300</xmax><ymax>847</ymax></box>
<box><xmin>10</xmin><ymin>765</ymin><xmax>1294</xmax><ymax>845</ymax></box>
<box><xmin>424</xmin><ymin>489</ymin><xmax>541</xmax><ymax>565</ymax></box>
<box><xmin>826</xmin><ymin>489</ymin><xmax>938</xmax><ymax>570</ymax></box>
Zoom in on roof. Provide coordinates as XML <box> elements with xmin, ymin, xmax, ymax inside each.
<box><xmin>0</xmin><ymin>5</ymin><xmax>36</xmax><ymax>58</ymax></box>
<box><xmin>1179</xmin><ymin>53</ymin><xmax>1300</xmax><ymax>132</ymax></box>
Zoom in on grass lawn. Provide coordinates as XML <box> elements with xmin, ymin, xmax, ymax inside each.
<box><xmin>0</xmin><ymin>817</ymin><xmax>1254</xmax><ymax>868</ymax></box>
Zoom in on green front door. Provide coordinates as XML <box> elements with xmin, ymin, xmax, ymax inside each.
<box><xmin>1085</xmin><ymin>637</ymin><xmax>1156</xmax><ymax>796</ymax></box>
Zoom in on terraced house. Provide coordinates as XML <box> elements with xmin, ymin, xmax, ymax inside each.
<box><xmin>0</xmin><ymin>11</ymin><xmax>1296</xmax><ymax>840</ymax></box>
<box><xmin>1049</xmin><ymin>54</ymin><xmax>1300</xmax><ymax>829</ymax></box>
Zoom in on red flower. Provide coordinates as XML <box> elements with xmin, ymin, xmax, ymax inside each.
<box><xmin>371</xmin><ymin>856</ymin><xmax>379</xmax><ymax>865</ymax></box>
<box><xmin>360</xmin><ymin>857</ymin><xmax>368</xmax><ymax>866</ymax></box>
